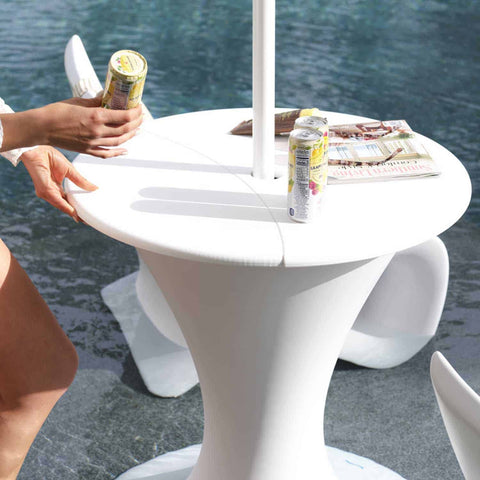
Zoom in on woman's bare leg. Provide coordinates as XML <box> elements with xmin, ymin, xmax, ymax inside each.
<box><xmin>0</xmin><ymin>239</ymin><xmax>78</xmax><ymax>479</ymax></box>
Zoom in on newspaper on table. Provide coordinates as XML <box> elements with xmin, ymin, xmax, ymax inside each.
<box><xmin>327</xmin><ymin>120</ymin><xmax>440</xmax><ymax>183</ymax></box>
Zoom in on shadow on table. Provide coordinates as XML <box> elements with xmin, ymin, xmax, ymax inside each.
<box><xmin>131</xmin><ymin>186</ymin><xmax>285</xmax><ymax>223</ymax></box>
<box><xmin>76</xmin><ymin>155</ymin><xmax>254</xmax><ymax>176</ymax></box>
<box><xmin>131</xmin><ymin>199</ymin><xmax>275</xmax><ymax>222</ymax></box>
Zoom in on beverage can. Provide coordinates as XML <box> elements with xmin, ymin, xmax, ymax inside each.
<box><xmin>294</xmin><ymin>115</ymin><xmax>329</xmax><ymax>166</ymax></box>
<box><xmin>294</xmin><ymin>115</ymin><xmax>328</xmax><ymax>132</ymax></box>
<box><xmin>287</xmin><ymin>127</ymin><xmax>329</xmax><ymax>223</ymax></box>
<box><xmin>102</xmin><ymin>50</ymin><xmax>147</xmax><ymax>110</ymax></box>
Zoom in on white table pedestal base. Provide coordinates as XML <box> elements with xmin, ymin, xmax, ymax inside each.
<box><xmin>102</xmin><ymin>238</ymin><xmax>448</xmax><ymax>397</ymax></box>
<box><xmin>116</xmin><ymin>444</ymin><xmax>405</xmax><ymax>480</ymax></box>
<box><xmin>130</xmin><ymin>250</ymin><xmax>393</xmax><ymax>480</ymax></box>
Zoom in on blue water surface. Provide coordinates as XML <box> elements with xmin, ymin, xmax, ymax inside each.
<box><xmin>0</xmin><ymin>1</ymin><xmax>479</xmax><ymax>479</ymax></box>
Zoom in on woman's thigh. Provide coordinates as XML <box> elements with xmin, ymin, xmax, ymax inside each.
<box><xmin>0</xmin><ymin>238</ymin><xmax>77</xmax><ymax>403</ymax></box>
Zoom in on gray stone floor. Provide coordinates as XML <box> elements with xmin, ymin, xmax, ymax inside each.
<box><xmin>17</xmin><ymin>218</ymin><xmax>480</xmax><ymax>480</ymax></box>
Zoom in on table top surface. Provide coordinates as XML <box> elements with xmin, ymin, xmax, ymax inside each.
<box><xmin>65</xmin><ymin>108</ymin><xmax>471</xmax><ymax>267</ymax></box>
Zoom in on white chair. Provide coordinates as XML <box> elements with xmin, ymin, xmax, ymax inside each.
<box><xmin>64</xmin><ymin>34</ymin><xmax>103</xmax><ymax>99</ymax></box>
<box><xmin>340</xmin><ymin>237</ymin><xmax>449</xmax><ymax>368</ymax></box>
<box><xmin>430</xmin><ymin>351</ymin><xmax>480</xmax><ymax>479</ymax></box>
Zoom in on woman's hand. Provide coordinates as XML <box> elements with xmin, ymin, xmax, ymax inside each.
<box><xmin>20</xmin><ymin>146</ymin><xmax>97</xmax><ymax>221</ymax></box>
<box><xmin>1</xmin><ymin>96</ymin><xmax>143</xmax><ymax>158</ymax></box>
<box><xmin>38</xmin><ymin>97</ymin><xmax>143</xmax><ymax>157</ymax></box>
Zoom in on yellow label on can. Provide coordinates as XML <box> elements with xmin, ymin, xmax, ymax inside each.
<box><xmin>102</xmin><ymin>50</ymin><xmax>147</xmax><ymax>110</ymax></box>
<box><xmin>287</xmin><ymin>128</ymin><xmax>328</xmax><ymax>222</ymax></box>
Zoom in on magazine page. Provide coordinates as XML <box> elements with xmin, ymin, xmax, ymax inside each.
<box><xmin>327</xmin><ymin>120</ymin><xmax>440</xmax><ymax>183</ymax></box>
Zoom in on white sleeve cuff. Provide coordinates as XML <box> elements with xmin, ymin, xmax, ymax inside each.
<box><xmin>0</xmin><ymin>98</ymin><xmax>37</xmax><ymax>166</ymax></box>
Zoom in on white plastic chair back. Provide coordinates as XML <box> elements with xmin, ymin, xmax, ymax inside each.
<box><xmin>430</xmin><ymin>351</ymin><xmax>480</xmax><ymax>479</ymax></box>
<box><xmin>340</xmin><ymin>237</ymin><xmax>449</xmax><ymax>368</ymax></box>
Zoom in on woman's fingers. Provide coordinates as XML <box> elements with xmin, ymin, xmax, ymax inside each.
<box><xmin>37</xmin><ymin>183</ymin><xmax>77</xmax><ymax>219</ymax></box>
<box><xmin>88</xmin><ymin>128</ymin><xmax>139</xmax><ymax>147</ymax></box>
<box><xmin>61</xmin><ymin>97</ymin><xmax>142</xmax><ymax>125</ymax></box>
<box><xmin>61</xmin><ymin>96</ymin><xmax>102</xmax><ymax>108</ymax></box>
<box><xmin>65</xmin><ymin>165</ymin><xmax>98</xmax><ymax>192</ymax></box>
<box><xmin>45</xmin><ymin>184</ymin><xmax>82</xmax><ymax>223</ymax></box>
<box><xmin>84</xmin><ymin>146</ymin><xmax>129</xmax><ymax>159</ymax></box>
<box><xmin>78</xmin><ymin>107</ymin><xmax>142</xmax><ymax>146</ymax></box>
<box><xmin>102</xmin><ymin>115</ymin><xmax>143</xmax><ymax>136</ymax></box>
<box><xmin>99</xmin><ymin>104</ymin><xmax>142</xmax><ymax>125</ymax></box>
<box><xmin>50</xmin><ymin>149</ymin><xmax>98</xmax><ymax>191</ymax></box>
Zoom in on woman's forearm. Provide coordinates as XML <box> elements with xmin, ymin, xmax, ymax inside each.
<box><xmin>1</xmin><ymin>97</ymin><xmax>143</xmax><ymax>159</ymax></box>
<box><xmin>0</xmin><ymin>109</ymin><xmax>44</xmax><ymax>151</ymax></box>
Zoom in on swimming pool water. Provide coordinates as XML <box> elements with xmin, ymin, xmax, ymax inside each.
<box><xmin>0</xmin><ymin>1</ymin><xmax>479</xmax><ymax>479</ymax></box>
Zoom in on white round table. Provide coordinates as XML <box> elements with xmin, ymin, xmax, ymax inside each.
<box><xmin>66</xmin><ymin>109</ymin><xmax>471</xmax><ymax>480</ymax></box>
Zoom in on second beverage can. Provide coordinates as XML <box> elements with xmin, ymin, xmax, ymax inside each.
<box><xmin>287</xmin><ymin>123</ymin><xmax>328</xmax><ymax>223</ymax></box>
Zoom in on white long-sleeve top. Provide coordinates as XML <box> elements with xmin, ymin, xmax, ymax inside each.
<box><xmin>0</xmin><ymin>97</ymin><xmax>35</xmax><ymax>166</ymax></box>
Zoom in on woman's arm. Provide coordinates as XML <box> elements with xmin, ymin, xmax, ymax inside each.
<box><xmin>0</xmin><ymin>96</ymin><xmax>142</xmax><ymax>159</ymax></box>
<box><xmin>0</xmin><ymin>98</ymin><xmax>36</xmax><ymax>166</ymax></box>
<box><xmin>0</xmin><ymin>95</ymin><xmax>143</xmax><ymax>220</ymax></box>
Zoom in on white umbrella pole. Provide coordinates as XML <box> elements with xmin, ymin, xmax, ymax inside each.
<box><xmin>252</xmin><ymin>0</ymin><xmax>275</xmax><ymax>180</ymax></box>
